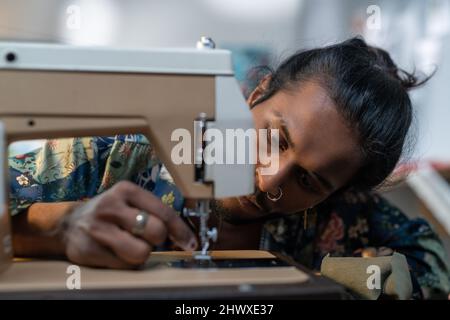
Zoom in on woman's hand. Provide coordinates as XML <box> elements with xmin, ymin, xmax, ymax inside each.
<box><xmin>62</xmin><ymin>181</ymin><xmax>198</xmax><ymax>269</ymax></box>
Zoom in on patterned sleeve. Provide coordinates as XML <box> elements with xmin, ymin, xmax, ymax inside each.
<box><xmin>366</xmin><ymin>194</ymin><xmax>450</xmax><ymax>299</ymax></box>
<box><xmin>8</xmin><ymin>137</ymin><xmax>105</xmax><ymax>216</ymax></box>
<box><xmin>8</xmin><ymin>135</ymin><xmax>184</xmax><ymax>217</ymax></box>
<box><xmin>150</xmin><ymin>164</ymin><xmax>185</xmax><ymax>214</ymax></box>
<box><xmin>260</xmin><ymin>189</ymin><xmax>450</xmax><ymax>299</ymax></box>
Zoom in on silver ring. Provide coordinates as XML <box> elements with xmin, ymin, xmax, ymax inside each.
<box><xmin>266</xmin><ymin>187</ymin><xmax>283</xmax><ymax>202</ymax></box>
<box><xmin>132</xmin><ymin>210</ymin><xmax>149</xmax><ymax>237</ymax></box>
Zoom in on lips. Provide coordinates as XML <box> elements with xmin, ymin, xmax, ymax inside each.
<box><xmin>245</xmin><ymin>196</ymin><xmax>263</xmax><ymax>210</ymax></box>
<box><xmin>238</xmin><ymin>195</ymin><xmax>266</xmax><ymax>214</ymax></box>
<box><xmin>238</xmin><ymin>196</ymin><xmax>261</xmax><ymax>212</ymax></box>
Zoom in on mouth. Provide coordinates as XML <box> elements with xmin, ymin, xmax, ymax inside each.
<box><xmin>238</xmin><ymin>195</ymin><xmax>264</xmax><ymax>213</ymax></box>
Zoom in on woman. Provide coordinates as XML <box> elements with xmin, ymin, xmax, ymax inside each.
<box><xmin>9</xmin><ymin>37</ymin><xmax>450</xmax><ymax>299</ymax></box>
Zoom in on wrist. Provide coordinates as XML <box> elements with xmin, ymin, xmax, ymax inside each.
<box><xmin>55</xmin><ymin>201</ymin><xmax>86</xmax><ymax>250</ymax></box>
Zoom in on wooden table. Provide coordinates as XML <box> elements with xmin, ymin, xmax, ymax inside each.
<box><xmin>0</xmin><ymin>250</ymin><xmax>347</xmax><ymax>299</ymax></box>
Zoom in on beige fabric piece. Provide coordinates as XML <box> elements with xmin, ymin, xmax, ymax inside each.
<box><xmin>320</xmin><ymin>252</ymin><xmax>413</xmax><ymax>300</ymax></box>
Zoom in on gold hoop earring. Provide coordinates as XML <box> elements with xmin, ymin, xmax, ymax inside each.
<box><xmin>303</xmin><ymin>208</ymin><xmax>311</xmax><ymax>230</ymax></box>
<box><xmin>303</xmin><ymin>207</ymin><xmax>317</xmax><ymax>230</ymax></box>
<box><xmin>303</xmin><ymin>210</ymin><xmax>307</xmax><ymax>230</ymax></box>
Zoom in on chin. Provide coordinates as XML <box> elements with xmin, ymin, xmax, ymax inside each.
<box><xmin>211</xmin><ymin>197</ymin><xmax>269</xmax><ymax>225</ymax></box>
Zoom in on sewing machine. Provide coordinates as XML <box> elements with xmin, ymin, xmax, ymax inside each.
<box><xmin>0</xmin><ymin>39</ymin><xmax>346</xmax><ymax>299</ymax></box>
<box><xmin>0</xmin><ymin>37</ymin><xmax>255</xmax><ymax>263</ymax></box>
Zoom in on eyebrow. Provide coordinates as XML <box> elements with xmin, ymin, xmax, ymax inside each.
<box><xmin>273</xmin><ymin>111</ymin><xmax>335</xmax><ymax>192</ymax></box>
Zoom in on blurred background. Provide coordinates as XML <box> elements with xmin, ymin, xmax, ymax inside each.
<box><xmin>1</xmin><ymin>0</ymin><xmax>449</xmax><ymax>161</ymax></box>
<box><xmin>1</xmin><ymin>0</ymin><xmax>450</xmax><ymax>252</ymax></box>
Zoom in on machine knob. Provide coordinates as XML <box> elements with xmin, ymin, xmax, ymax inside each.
<box><xmin>196</xmin><ymin>36</ymin><xmax>216</xmax><ymax>49</ymax></box>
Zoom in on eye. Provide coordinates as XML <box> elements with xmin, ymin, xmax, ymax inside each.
<box><xmin>267</xmin><ymin>127</ymin><xmax>288</xmax><ymax>152</ymax></box>
<box><xmin>297</xmin><ymin>171</ymin><xmax>315</xmax><ymax>191</ymax></box>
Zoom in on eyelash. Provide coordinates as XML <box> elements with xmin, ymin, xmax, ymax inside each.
<box><xmin>266</xmin><ymin>123</ymin><xmax>317</xmax><ymax>192</ymax></box>
<box><xmin>266</xmin><ymin>125</ymin><xmax>318</xmax><ymax>194</ymax></box>
<box><xmin>266</xmin><ymin>127</ymin><xmax>288</xmax><ymax>152</ymax></box>
<box><xmin>297</xmin><ymin>171</ymin><xmax>316</xmax><ymax>192</ymax></box>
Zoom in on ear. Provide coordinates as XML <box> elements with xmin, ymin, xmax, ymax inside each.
<box><xmin>247</xmin><ymin>75</ymin><xmax>272</xmax><ymax>107</ymax></box>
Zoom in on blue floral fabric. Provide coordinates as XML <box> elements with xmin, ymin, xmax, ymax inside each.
<box><xmin>9</xmin><ymin>135</ymin><xmax>184</xmax><ymax>215</ymax></box>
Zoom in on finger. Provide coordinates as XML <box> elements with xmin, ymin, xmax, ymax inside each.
<box><xmin>361</xmin><ymin>247</ymin><xmax>378</xmax><ymax>258</ymax></box>
<box><xmin>84</xmin><ymin>244</ymin><xmax>135</xmax><ymax>270</ymax></box>
<box><xmin>111</xmin><ymin>207</ymin><xmax>169</xmax><ymax>246</ymax></box>
<box><xmin>86</xmin><ymin>221</ymin><xmax>153</xmax><ymax>266</ymax></box>
<box><xmin>377</xmin><ymin>247</ymin><xmax>394</xmax><ymax>257</ymax></box>
<box><xmin>116</xmin><ymin>182</ymin><xmax>198</xmax><ymax>251</ymax></box>
<box><xmin>66</xmin><ymin>228</ymin><xmax>133</xmax><ymax>269</ymax></box>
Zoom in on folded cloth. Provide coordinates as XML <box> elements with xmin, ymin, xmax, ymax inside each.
<box><xmin>320</xmin><ymin>252</ymin><xmax>413</xmax><ymax>300</ymax></box>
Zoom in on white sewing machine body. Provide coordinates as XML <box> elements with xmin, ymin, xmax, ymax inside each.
<box><xmin>0</xmin><ymin>41</ymin><xmax>255</xmax><ymax>272</ymax></box>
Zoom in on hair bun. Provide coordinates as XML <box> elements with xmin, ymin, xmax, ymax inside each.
<box><xmin>396</xmin><ymin>68</ymin><xmax>422</xmax><ymax>90</ymax></box>
<box><xmin>367</xmin><ymin>44</ymin><xmax>433</xmax><ymax>91</ymax></box>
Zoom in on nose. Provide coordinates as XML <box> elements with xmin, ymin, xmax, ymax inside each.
<box><xmin>256</xmin><ymin>160</ymin><xmax>293</xmax><ymax>195</ymax></box>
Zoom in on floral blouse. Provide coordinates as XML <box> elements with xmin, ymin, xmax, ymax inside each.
<box><xmin>8</xmin><ymin>135</ymin><xmax>450</xmax><ymax>299</ymax></box>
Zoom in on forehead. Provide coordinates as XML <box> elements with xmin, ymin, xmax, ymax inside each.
<box><xmin>272</xmin><ymin>81</ymin><xmax>362</xmax><ymax>188</ymax></box>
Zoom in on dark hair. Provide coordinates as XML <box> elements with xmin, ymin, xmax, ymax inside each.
<box><xmin>250</xmin><ymin>37</ymin><xmax>432</xmax><ymax>191</ymax></box>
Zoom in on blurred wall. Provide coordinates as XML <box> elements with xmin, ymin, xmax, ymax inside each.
<box><xmin>0</xmin><ymin>0</ymin><xmax>303</xmax><ymax>55</ymax></box>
